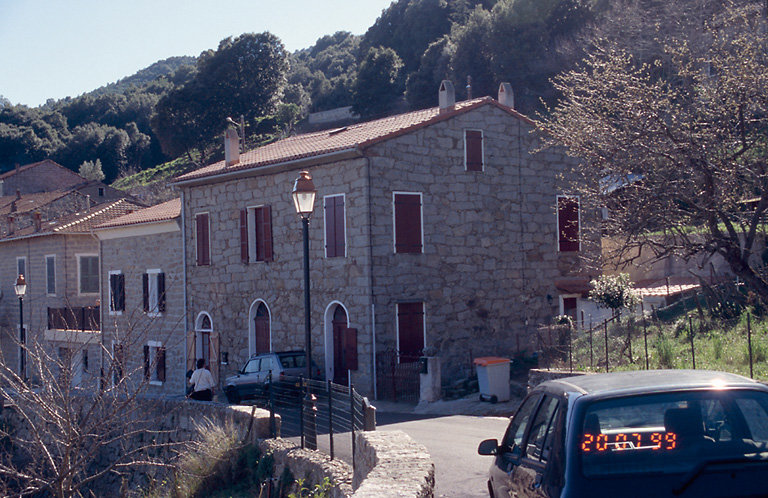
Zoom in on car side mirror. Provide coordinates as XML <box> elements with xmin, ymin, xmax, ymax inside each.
<box><xmin>478</xmin><ymin>438</ymin><xmax>499</xmax><ymax>456</ymax></box>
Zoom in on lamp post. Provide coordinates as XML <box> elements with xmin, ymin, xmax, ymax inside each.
<box><xmin>292</xmin><ymin>171</ymin><xmax>317</xmax><ymax>379</ymax></box>
<box><xmin>15</xmin><ymin>274</ymin><xmax>27</xmax><ymax>379</ymax></box>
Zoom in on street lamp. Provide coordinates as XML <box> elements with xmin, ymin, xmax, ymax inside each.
<box><xmin>292</xmin><ymin>171</ymin><xmax>317</xmax><ymax>379</ymax></box>
<box><xmin>14</xmin><ymin>274</ymin><xmax>26</xmax><ymax>379</ymax></box>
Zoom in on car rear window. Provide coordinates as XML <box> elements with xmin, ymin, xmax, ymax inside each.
<box><xmin>278</xmin><ymin>353</ymin><xmax>306</xmax><ymax>369</ymax></box>
<box><xmin>579</xmin><ymin>389</ymin><xmax>768</xmax><ymax>477</ymax></box>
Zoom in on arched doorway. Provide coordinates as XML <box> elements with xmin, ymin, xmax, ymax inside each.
<box><xmin>332</xmin><ymin>305</ymin><xmax>348</xmax><ymax>385</ymax></box>
<box><xmin>194</xmin><ymin>312</ymin><xmax>213</xmax><ymax>368</ymax></box>
<box><xmin>249</xmin><ymin>300</ymin><xmax>271</xmax><ymax>355</ymax></box>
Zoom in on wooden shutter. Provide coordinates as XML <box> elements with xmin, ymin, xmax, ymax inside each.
<box><xmin>397</xmin><ymin>302</ymin><xmax>425</xmax><ymax>362</ymax></box>
<box><xmin>345</xmin><ymin>328</ymin><xmax>358</xmax><ymax>371</ymax></box>
<box><xmin>558</xmin><ymin>197</ymin><xmax>580</xmax><ymax>252</ymax></box>
<box><xmin>196</xmin><ymin>213</ymin><xmax>210</xmax><ymax>266</ymax></box>
<box><xmin>465</xmin><ymin>130</ymin><xmax>483</xmax><ymax>171</ymax></box>
<box><xmin>157</xmin><ymin>347</ymin><xmax>166</xmax><ymax>382</ymax></box>
<box><xmin>143</xmin><ymin>345</ymin><xmax>150</xmax><ymax>379</ymax></box>
<box><xmin>255</xmin><ymin>206</ymin><xmax>273</xmax><ymax>262</ymax></box>
<box><xmin>142</xmin><ymin>273</ymin><xmax>149</xmax><ymax>312</ymax></box>
<box><xmin>324</xmin><ymin>196</ymin><xmax>346</xmax><ymax>258</ymax></box>
<box><xmin>110</xmin><ymin>274</ymin><xmax>125</xmax><ymax>312</ymax></box>
<box><xmin>394</xmin><ymin>193</ymin><xmax>423</xmax><ymax>254</ymax></box>
<box><xmin>240</xmin><ymin>209</ymin><xmax>249</xmax><ymax>263</ymax></box>
<box><xmin>157</xmin><ymin>273</ymin><xmax>166</xmax><ymax>312</ymax></box>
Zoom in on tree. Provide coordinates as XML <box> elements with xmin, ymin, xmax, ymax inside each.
<box><xmin>78</xmin><ymin>159</ymin><xmax>105</xmax><ymax>181</ymax></box>
<box><xmin>537</xmin><ymin>2</ymin><xmax>768</xmax><ymax>303</ymax></box>
<box><xmin>352</xmin><ymin>47</ymin><xmax>405</xmax><ymax>118</ymax></box>
<box><xmin>589</xmin><ymin>274</ymin><xmax>640</xmax><ymax>318</ymax></box>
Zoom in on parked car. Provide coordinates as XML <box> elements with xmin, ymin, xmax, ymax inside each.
<box><xmin>224</xmin><ymin>350</ymin><xmax>320</xmax><ymax>404</ymax></box>
<box><xmin>478</xmin><ymin>370</ymin><xmax>768</xmax><ymax>497</ymax></box>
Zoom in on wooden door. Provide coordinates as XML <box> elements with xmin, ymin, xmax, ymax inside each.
<box><xmin>332</xmin><ymin>306</ymin><xmax>348</xmax><ymax>385</ymax></box>
<box><xmin>254</xmin><ymin>303</ymin><xmax>270</xmax><ymax>354</ymax></box>
<box><xmin>397</xmin><ymin>302</ymin><xmax>424</xmax><ymax>362</ymax></box>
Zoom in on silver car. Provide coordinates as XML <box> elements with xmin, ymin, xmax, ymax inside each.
<box><xmin>224</xmin><ymin>350</ymin><xmax>315</xmax><ymax>404</ymax></box>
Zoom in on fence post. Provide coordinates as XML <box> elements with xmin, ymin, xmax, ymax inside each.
<box><xmin>305</xmin><ymin>392</ymin><xmax>318</xmax><ymax>451</ymax></box>
<box><xmin>299</xmin><ymin>376</ymin><xmax>305</xmax><ymax>449</ymax></box>
<box><xmin>568</xmin><ymin>327</ymin><xmax>573</xmax><ymax>373</ymax></box>
<box><xmin>604</xmin><ymin>320</ymin><xmax>609</xmax><ymax>373</ymax></box>
<box><xmin>748</xmin><ymin>312</ymin><xmax>754</xmax><ymax>379</ymax></box>
<box><xmin>589</xmin><ymin>315</ymin><xmax>593</xmax><ymax>369</ymax></box>
<box><xmin>627</xmin><ymin>323</ymin><xmax>632</xmax><ymax>364</ymax></box>
<box><xmin>268</xmin><ymin>371</ymin><xmax>276</xmax><ymax>438</ymax></box>
<box><xmin>688</xmin><ymin>315</ymin><xmax>696</xmax><ymax>369</ymax></box>
<box><xmin>327</xmin><ymin>380</ymin><xmax>335</xmax><ymax>460</ymax></box>
<box><xmin>642</xmin><ymin>302</ymin><xmax>649</xmax><ymax>370</ymax></box>
<box><xmin>350</xmin><ymin>384</ymin><xmax>356</xmax><ymax>469</ymax></box>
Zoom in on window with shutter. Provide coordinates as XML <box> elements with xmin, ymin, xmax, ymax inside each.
<box><xmin>254</xmin><ymin>206</ymin><xmax>273</xmax><ymax>262</ymax></box>
<box><xmin>144</xmin><ymin>270</ymin><xmax>164</xmax><ymax>316</ymax></box>
<box><xmin>145</xmin><ymin>341</ymin><xmax>165</xmax><ymax>384</ymax></box>
<box><xmin>397</xmin><ymin>302</ymin><xmax>425</xmax><ymax>362</ymax></box>
<box><xmin>195</xmin><ymin>213</ymin><xmax>210</xmax><ymax>266</ymax></box>
<box><xmin>465</xmin><ymin>129</ymin><xmax>484</xmax><ymax>171</ymax></box>
<box><xmin>240</xmin><ymin>209</ymin><xmax>249</xmax><ymax>263</ymax></box>
<box><xmin>45</xmin><ymin>255</ymin><xmax>56</xmax><ymax>296</ymax></box>
<box><xmin>78</xmin><ymin>255</ymin><xmax>99</xmax><ymax>294</ymax></box>
<box><xmin>557</xmin><ymin>196</ymin><xmax>580</xmax><ymax>252</ymax></box>
<box><xmin>394</xmin><ymin>193</ymin><xmax>423</xmax><ymax>254</ymax></box>
<box><xmin>109</xmin><ymin>271</ymin><xmax>125</xmax><ymax>314</ymax></box>
<box><xmin>324</xmin><ymin>195</ymin><xmax>346</xmax><ymax>258</ymax></box>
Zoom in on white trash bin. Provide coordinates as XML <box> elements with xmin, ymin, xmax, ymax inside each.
<box><xmin>473</xmin><ymin>356</ymin><xmax>511</xmax><ymax>403</ymax></box>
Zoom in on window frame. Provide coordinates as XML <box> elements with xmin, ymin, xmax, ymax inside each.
<box><xmin>77</xmin><ymin>254</ymin><xmax>100</xmax><ymax>295</ymax></box>
<box><xmin>108</xmin><ymin>270</ymin><xmax>125</xmax><ymax>315</ymax></box>
<box><xmin>45</xmin><ymin>254</ymin><xmax>56</xmax><ymax>296</ymax></box>
<box><xmin>324</xmin><ymin>194</ymin><xmax>347</xmax><ymax>258</ymax></box>
<box><xmin>195</xmin><ymin>212</ymin><xmax>211</xmax><ymax>266</ymax></box>
<box><xmin>144</xmin><ymin>340</ymin><xmax>166</xmax><ymax>386</ymax></box>
<box><xmin>464</xmin><ymin>129</ymin><xmax>484</xmax><ymax>172</ymax></box>
<box><xmin>557</xmin><ymin>195</ymin><xmax>581</xmax><ymax>253</ymax></box>
<box><xmin>143</xmin><ymin>269</ymin><xmax>165</xmax><ymax>317</ymax></box>
<box><xmin>245</xmin><ymin>205</ymin><xmax>274</xmax><ymax>263</ymax></box>
<box><xmin>392</xmin><ymin>192</ymin><xmax>424</xmax><ymax>254</ymax></box>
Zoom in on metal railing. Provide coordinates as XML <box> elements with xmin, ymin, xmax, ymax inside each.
<box><xmin>263</xmin><ymin>374</ymin><xmax>368</xmax><ymax>468</ymax></box>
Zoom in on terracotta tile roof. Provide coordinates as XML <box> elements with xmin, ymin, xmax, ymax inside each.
<box><xmin>95</xmin><ymin>198</ymin><xmax>181</xmax><ymax>229</ymax></box>
<box><xmin>4</xmin><ymin>199</ymin><xmax>145</xmax><ymax>240</ymax></box>
<box><xmin>0</xmin><ymin>190</ymin><xmax>79</xmax><ymax>215</ymax></box>
<box><xmin>173</xmin><ymin>97</ymin><xmax>532</xmax><ymax>184</ymax></box>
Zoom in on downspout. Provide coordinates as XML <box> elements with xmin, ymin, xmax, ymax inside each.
<box><xmin>92</xmin><ymin>229</ymin><xmax>104</xmax><ymax>390</ymax></box>
<box><xmin>366</xmin><ymin>155</ymin><xmax>378</xmax><ymax>399</ymax></box>
<box><xmin>180</xmin><ymin>189</ymin><xmax>189</xmax><ymax>396</ymax></box>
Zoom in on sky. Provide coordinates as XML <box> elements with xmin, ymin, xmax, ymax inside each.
<box><xmin>0</xmin><ymin>0</ymin><xmax>393</xmax><ymax>107</ymax></box>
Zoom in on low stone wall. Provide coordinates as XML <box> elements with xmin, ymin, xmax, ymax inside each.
<box><xmin>352</xmin><ymin>430</ymin><xmax>435</xmax><ymax>498</ymax></box>
<box><xmin>528</xmin><ymin>368</ymin><xmax>587</xmax><ymax>390</ymax></box>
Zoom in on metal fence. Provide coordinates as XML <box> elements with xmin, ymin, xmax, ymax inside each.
<box><xmin>375</xmin><ymin>349</ymin><xmax>421</xmax><ymax>402</ymax></box>
<box><xmin>261</xmin><ymin>374</ymin><xmax>368</xmax><ymax>467</ymax></box>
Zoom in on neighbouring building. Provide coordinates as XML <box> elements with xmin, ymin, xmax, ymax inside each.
<box><xmin>95</xmin><ymin>198</ymin><xmax>185</xmax><ymax>396</ymax></box>
<box><xmin>0</xmin><ymin>199</ymin><xmax>144</xmax><ymax>385</ymax></box>
<box><xmin>170</xmin><ymin>82</ymin><xmax>598</xmax><ymax>397</ymax></box>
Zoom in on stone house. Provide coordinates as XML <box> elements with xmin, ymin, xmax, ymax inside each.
<box><xmin>94</xmin><ymin>198</ymin><xmax>185</xmax><ymax>396</ymax></box>
<box><xmin>171</xmin><ymin>82</ymin><xmax>597</xmax><ymax>397</ymax></box>
<box><xmin>0</xmin><ymin>199</ymin><xmax>143</xmax><ymax>385</ymax></box>
<box><xmin>0</xmin><ymin>159</ymin><xmax>127</xmax><ymax>199</ymax></box>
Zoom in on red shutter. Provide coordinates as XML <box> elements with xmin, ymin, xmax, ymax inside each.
<box><xmin>142</xmin><ymin>273</ymin><xmax>149</xmax><ymax>312</ymax></box>
<box><xmin>143</xmin><ymin>345</ymin><xmax>150</xmax><ymax>379</ymax></box>
<box><xmin>196</xmin><ymin>214</ymin><xmax>210</xmax><ymax>265</ymax></box>
<box><xmin>157</xmin><ymin>273</ymin><xmax>166</xmax><ymax>313</ymax></box>
<box><xmin>157</xmin><ymin>347</ymin><xmax>166</xmax><ymax>382</ymax></box>
<box><xmin>465</xmin><ymin>130</ymin><xmax>483</xmax><ymax>171</ymax></box>
<box><xmin>397</xmin><ymin>302</ymin><xmax>425</xmax><ymax>362</ymax></box>
<box><xmin>558</xmin><ymin>197</ymin><xmax>580</xmax><ymax>252</ymax></box>
<box><xmin>255</xmin><ymin>206</ymin><xmax>273</xmax><ymax>262</ymax></box>
<box><xmin>345</xmin><ymin>328</ymin><xmax>358</xmax><ymax>371</ymax></box>
<box><xmin>240</xmin><ymin>209</ymin><xmax>249</xmax><ymax>263</ymax></box>
<box><xmin>394</xmin><ymin>194</ymin><xmax>422</xmax><ymax>254</ymax></box>
<box><xmin>325</xmin><ymin>196</ymin><xmax>346</xmax><ymax>258</ymax></box>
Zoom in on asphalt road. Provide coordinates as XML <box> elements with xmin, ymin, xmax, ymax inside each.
<box><xmin>377</xmin><ymin>412</ymin><xmax>510</xmax><ymax>497</ymax></box>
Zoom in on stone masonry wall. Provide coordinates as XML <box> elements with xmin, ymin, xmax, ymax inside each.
<box><xmin>100</xmin><ymin>226</ymin><xmax>186</xmax><ymax>396</ymax></box>
<box><xmin>0</xmin><ymin>160</ymin><xmax>85</xmax><ymax>195</ymax></box>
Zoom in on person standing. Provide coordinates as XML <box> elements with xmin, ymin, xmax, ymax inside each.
<box><xmin>188</xmin><ymin>358</ymin><xmax>215</xmax><ymax>401</ymax></box>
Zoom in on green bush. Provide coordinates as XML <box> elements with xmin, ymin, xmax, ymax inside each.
<box><xmin>655</xmin><ymin>332</ymin><xmax>676</xmax><ymax>369</ymax></box>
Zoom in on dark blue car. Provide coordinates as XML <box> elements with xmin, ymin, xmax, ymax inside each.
<box><xmin>478</xmin><ymin>370</ymin><xmax>768</xmax><ymax>497</ymax></box>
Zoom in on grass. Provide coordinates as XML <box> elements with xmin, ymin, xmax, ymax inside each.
<box><xmin>548</xmin><ymin>309</ymin><xmax>768</xmax><ymax>381</ymax></box>
<box><xmin>112</xmin><ymin>155</ymin><xmax>199</xmax><ymax>190</ymax></box>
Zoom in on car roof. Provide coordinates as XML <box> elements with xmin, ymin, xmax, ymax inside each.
<box><xmin>543</xmin><ymin>369</ymin><xmax>762</xmax><ymax>396</ymax></box>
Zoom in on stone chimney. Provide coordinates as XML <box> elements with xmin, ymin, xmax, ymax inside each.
<box><xmin>33</xmin><ymin>212</ymin><xmax>41</xmax><ymax>232</ymax></box>
<box><xmin>498</xmin><ymin>82</ymin><xmax>515</xmax><ymax>109</ymax></box>
<box><xmin>224</xmin><ymin>127</ymin><xmax>240</xmax><ymax>167</ymax></box>
<box><xmin>7</xmin><ymin>216</ymin><xmax>15</xmax><ymax>235</ymax></box>
<box><xmin>15</xmin><ymin>189</ymin><xmax>21</xmax><ymax>200</ymax></box>
<box><xmin>439</xmin><ymin>80</ymin><xmax>455</xmax><ymax>113</ymax></box>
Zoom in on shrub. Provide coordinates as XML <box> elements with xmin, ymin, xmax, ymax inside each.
<box><xmin>655</xmin><ymin>332</ymin><xmax>675</xmax><ymax>369</ymax></box>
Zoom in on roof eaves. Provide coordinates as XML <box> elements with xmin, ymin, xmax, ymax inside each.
<box><xmin>171</xmin><ymin>147</ymin><xmax>362</xmax><ymax>187</ymax></box>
